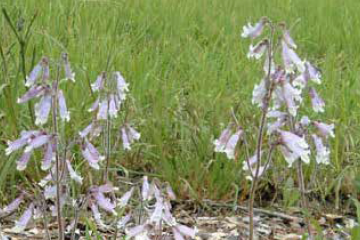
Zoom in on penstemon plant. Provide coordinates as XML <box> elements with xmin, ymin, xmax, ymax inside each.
<box><xmin>213</xmin><ymin>17</ymin><xmax>334</xmax><ymax>239</ymax></box>
<box><xmin>1</xmin><ymin>51</ymin><xmax>195</xmax><ymax>239</ymax></box>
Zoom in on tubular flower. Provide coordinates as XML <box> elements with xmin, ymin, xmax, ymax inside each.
<box><xmin>121</xmin><ymin>125</ymin><xmax>141</xmax><ymax>150</ymax></box>
<box><xmin>114</xmin><ymin>71</ymin><xmax>129</xmax><ymax>102</ymax></box>
<box><xmin>11</xmin><ymin>203</ymin><xmax>34</xmax><ymax>233</ymax></box>
<box><xmin>252</xmin><ymin>79</ymin><xmax>267</xmax><ymax>108</ymax></box>
<box><xmin>312</xmin><ymin>134</ymin><xmax>330</xmax><ymax>164</ymax></box>
<box><xmin>305</xmin><ymin>62</ymin><xmax>321</xmax><ymax>84</ymax></box>
<box><xmin>34</xmin><ymin>93</ymin><xmax>52</xmax><ymax>125</ymax></box>
<box><xmin>283</xmin><ymin>29</ymin><xmax>297</xmax><ymax>49</ymax></box>
<box><xmin>279</xmin><ymin>130</ymin><xmax>310</xmax><ymax>165</ymax></box>
<box><xmin>58</xmin><ymin>90</ymin><xmax>70</xmax><ymax>121</ymax></box>
<box><xmin>91</xmin><ymin>72</ymin><xmax>106</xmax><ymax>92</ymax></box>
<box><xmin>66</xmin><ymin>160</ymin><xmax>83</xmax><ymax>184</ymax></box>
<box><xmin>25</xmin><ymin>57</ymin><xmax>49</xmax><ymax>87</ymax></box>
<box><xmin>241</xmin><ymin>18</ymin><xmax>267</xmax><ymax>39</ymax></box>
<box><xmin>309</xmin><ymin>87</ymin><xmax>325</xmax><ymax>113</ymax></box>
<box><xmin>281</xmin><ymin>40</ymin><xmax>305</xmax><ymax>73</ymax></box>
<box><xmin>81</xmin><ymin>139</ymin><xmax>105</xmax><ymax>170</ymax></box>
<box><xmin>266</xmin><ymin>111</ymin><xmax>288</xmax><ymax>134</ymax></box>
<box><xmin>62</xmin><ymin>53</ymin><xmax>75</xmax><ymax>82</ymax></box>
<box><xmin>118</xmin><ymin>187</ymin><xmax>134</xmax><ymax>208</ymax></box>
<box><xmin>247</xmin><ymin>39</ymin><xmax>268</xmax><ymax>59</ymax></box>
<box><xmin>214</xmin><ymin>125</ymin><xmax>243</xmax><ymax>160</ymax></box>
<box><xmin>2</xmin><ymin>194</ymin><xmax>24</xmax><ymax>214</ymax></box>
<box><xmin>17</xmin><ymin>85</ymin><xmax>46</xmax><ymax>104</ymax></box>
<box><xmin>313</xmin><ymin>121</ymin><xmax>335</xmax><ymax>139</ymax></box>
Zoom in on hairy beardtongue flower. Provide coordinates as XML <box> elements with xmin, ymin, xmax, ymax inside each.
<box><xmin>213</xmin><ymin>123</ymin><xmax>243</xmax><ymax>160</ymax></box>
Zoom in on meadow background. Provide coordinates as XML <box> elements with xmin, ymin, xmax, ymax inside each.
<box><xmin>0</xmin><ymin>0</ymin><xmax>359</xmax><ymax>210</ymax></box>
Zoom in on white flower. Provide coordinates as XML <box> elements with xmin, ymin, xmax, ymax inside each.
<box><xmin>247</xmin><ymin>40</ymin><xmax>268</xmax><ymax>59</ymax></box>
<box><xmin>214</xmin><ymin>126</ymin><xmax>242</xmax><ymax>160</ymax></box>
<box><xmin>281</xmin><ymin>41</ymin><xmax>305</xmax><ymax>73</ymax></box>
<box><xmin>309</xmin><ymin>87</ymin><xmax>325</xmax><ymax>113</ymax></box>
<box><xmin>252</xmin><ymin>79</ymin><xmax>267</xmax><ymax>108</ymax></box>
<box><xmin>313</xmin><ymin>121</ymin><xmax>335</xmax><ymax>138</ymax></box>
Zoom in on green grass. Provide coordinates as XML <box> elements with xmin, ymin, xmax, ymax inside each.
<box><xmin>0</xmin><ymin>0</ymin><xmax>360</xmax><ymax>207</ymax></box>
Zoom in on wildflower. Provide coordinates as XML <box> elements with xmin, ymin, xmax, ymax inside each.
<box><xmin>88</xmin><ymin>97</ymin><xmax>100</xmax><ymax>112</ymax></box>
<box><xmin>172</xmin><ymin>224</ymin><xmax>197</xmax><ymax>240</ymax></box>
<box><xmin>313</xmin><ymin>121</ymin><xmax>335</xmax><ymax>138</ymax></box>
<box><xmin>121</xmin><ymin>125</ymin><xmax>141</xmax><ymax>150</ymax></box>
<box><xmin>97</xmin><ymin>99</ymin><xmax>108</xmax><ymax>120</ymax></box>
<box><xmin>142</xmin><ymin>176</ymin><xmax>150</xmax><ymax>201</ymax></box>
<box><xmin>214</xmin><ymin>125</ymin><xmax>243</xmax><ymax>159</ymax></box>
<box><xmin>81</xmin><ymin>139</ymin><xmax>104</xmax><ymax>170</ymax></box>
<box><xmin>2</xmin><ymin>194</ymin><xmax>24</xmax><ymax>213</ymax></box>
<box><xmin>25</xmin><ymin>133</ymin><xmax>52</xmax><ymax>153</ymax></box>
<box><xmin>66</xmin><ymin>160</ymin><xmax>83</xmax><ymax>184</ymax></box>
<box><xmin>25</xmin><ymin>57</ymin><xmax>48</xmax><ymax>87</ymax></box>
<box><xmin>279</xmin><ymin>145</ymin><xmax>299</xmax><ymax>167</ymax></box>
<box><xmin>241</xmin><ymin>17</ymin><xmax>267</xmax><ymax>39</ymax></box>
<box><xmin>41</xmin><ymin>143</ymin><xmax>54</xmax><ymax>171</ymax></box>
<box><xmin>312</xmin><ymin>134</ymin><xmax>330</xmax><ymax>164</ymax></box>
<box><xmin>247</xmin><ymin>39</ymin><xmax>268</xmax><ymax>59</ymax></box>
<box><xmin>309</xmin><ymin>87</ymin><xmax>325</xmax><ymax>113</ymax></box>
<box><xmin>279</xmin><ymin>130</ymin><xmax>310</xmax><ymax>165</ymax></box>
<box><xmin>11</xmin><ymin>203</ymin><xmax>34</xmax><ymax>233</ymax></box>
<box><xmin>34</xmin><ymin>93</ymin><xmax>52</xmax><ymax>125</ymax></box>
<box><xmin>108</xmin><ymin>94</ymin><xmax>118</xmax><ymax>118</ymax></box>
<box><xmin>91</xmin><ymin>73</ymin><xmax>105</xmax><ymax>92</ymax></box>
<box><xmin>300</xmin><ymin>116</ymin><xmax>311</xmax><ymax>127</ymax></box>
<box><xmin>5</xmin><ymin>130</ymin><xmax>40</xmax><ymax>155</ymax></box>
<box><xmin>283</xmin><ymin>29</ymin><xmax>297</xmax><ymax>49</ymax></box>
<box><xmin>93</xmin><ymin>191</ymin><xmax>117</xmax><ymax>215</ymax></box>
<box><xmin>305</xmin><ymin>62</ymin><xmax>321</xmax><ymax>84</ymax></box>
<box><xmin>58</xmin><ymin>90</ymin><xmax>70</xmax><ymax>121</ymax></box>
<box><xmin>89</xmin><ymin>201</ymin><xmax>106</xmax><ymax>227</ymax></box>
<box><xmin>17</xmin><ymin>85</ymin><xmax>46</xmax><ymax>104</ymax></box>
<box><xmin>117</xmin><ymin>213</ymin><xmax>131</xmax><ymax>229</ymax></box>
<box><xmin>281</xmin><ymin>40</ymin><xmax>305</xmax><ymax>73</ymax></box>
<box><xmin>16</xmin><ymin>151</ymin><xmax>33</xmax><ymax>171</ymax></box>
<box><xmin>266</xmin><ymin>110</ymin><xmax>287</xmax><ymax>134</ymax></box>
<box><xmin>279</xmin><ymin>79</ymin><xmax>302</xmax><ymax>116</ymax></box>
<box><xmin>252</xmin><ymin>79</ymin><xmax>267</xmax><ymax>108</ymax></box>
<box><xmin>118</xmin><ymin>188</ymin><xmax>134</xmax><ymax>208</ymax></box>
<box><xmin>114</xmin><ymin>71</ymin><xmax>129</xmax><ymax>102</ymax></box>
<box><xmin>62</xmin><ymin>53</ymin><xmax>75</xmax><ymax>82</ymax></box>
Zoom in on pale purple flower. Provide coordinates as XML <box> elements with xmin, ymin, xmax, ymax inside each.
<box><xmin>300</xmin><ymin>116</ymin><xmax>311</xmax><ymax>127</ymax></box>
<box><xmin>2</xmin><ymin>194</ymin><xmax>23</xmax><ymax>213</ymax></box>
<box><xmin>282</xmin><ymin>41</ymin><xmax>305</xmax><ymax>73</ymax></box>
<box><xmin>313</xmin><ymin>121</ymin><xmax>335</xmax><ymax>138</ymax></box>
<box><xmin>16</xmin><ymin>150</ymin><xmax>33</xmax><ymax>171</ymax></box>
<box><xmin>214</xmin><ymin>126</ymin><xmax>242</xmax><ymax>160</ymax></box>
<box><xmin>305</xmin><ymin>61</ymin><xmax>321</xmax><ymax>84</ymax></box>
<box><xmin>142</xmin><ymin>176</ymin><xmax>150</xmax><ymax>201</ymax></box>
<box><xmin>17</xmin><ymin>85</ymin><xmax>45</xmax><ymax>104</ymax></box>
<box><xmin>166</xmin><ymin>184</ymin><xmax>176</xmax><ymax>200</ymax></box>
<box><xmin>252</xmin><ymin>79</ymin><xmax>267</xmax><ymax>108</ymax></box>
<box><xmin>88</xmin><ymin>97</ymin><xmax>99</xmax><ymax>112</ymax></box>
<box><xmin>241</xmin><ymin>18</ymin><xmax>267</xmax><ymax>39</ymax></box>
<box><xmin>247</xmin><ymin>40</ymin><xmax>268</xmax><ymax>59</ymax></box>
<box><xmin>150</xmin><ymin>199</ymin><xmax>164</xmax><ymax>224</ymax></box>
<box><xmin>127</xmin><ymin>224</ymin><xmax>149</xmax><ymax>238</ymax></box>
<box><xmin>281</xmin><ymin>80</ymin><xmax>302</xmax><ymax>116</ymax></box>
<box><xmin>293</xmin><ymin>71</ymin><xmax>309</xmax><ymax>89</ymax></box>
<box><xmin>266</xmin><ymin>111</ymin><xmax>287</xmax><ymax>134</ymax></box>
<box><xmin>114</xmin><ymin>71</ymin><xmax>129</xmax><ymax>102</ymax></box>
<box><xmin>11</xmin><ymin>203</ymin><xmax>34</xmax><ymax>233</ymax></box>
<box><xmin>81</xmin><ymin>140</ymin><xmax>102</xmax><ymax>170</ymax></box>
<box><xmin>279</xmin><ymin>145</ymin><xmax>299</xmax><ymax>167</ymax></box>
<box><xmin>97</xmin><ymin>99</ymin><xmax>108</xmax><ymax>120</ymax></box>
<box><xmin>58</xmin><ymin>90</ymin><xmax>70</xmax><ymax>122</ymax></box>
<box><xmin>279</xmin><ymin>130</ymin><xmax>310</xmax><ymax>165</ymax></box>
<box><xmin>108</xmin><ymin>94</ymin><xmax>118</xmax><ymax>118</ymax></box>
<box><xmin>90</xmin><ymin>201</ymin><xmax>105</xmax><ymax>227</ymax></box>
<box><xmin>118</xmin><ymin>187</ymin><xmax>134</xmax><ymax>208</ymax></box>
<box><xmin>79</xmin><ymin>123</ymin><xmax>93</xmax><ymax>138</ymax></box>
<box><xmin>41</xmin><ymin>143</ymin><xmax>53</xmax><ymax>171</ymax></box>
<box><xmin>25</xmin><ymin>58</ymin><xmax>45</xmax><ymax>87</ymax></box>
<box><xmin>62</xmin><ymin>53</ymin><xmax>75</xmax><ymax>82</ymax></box>
<box><xmin>283</xmin><ymin>30</ymin><xmax>297</xmax><ymax>49</ymax></box>
<box><xmin>66</xmin><ymin>160</ymin><xmax>83</xmax><ymax>184</ymax></box>
<box><xmin>97</xmin><ymin>183</ymin><xmax>118</xmax><ymax>193</ymax></box>
<box><xmin>309</xmin><ymin>87</ymin><xmax>325</xmax><ymax>113</ymax></box>
<box><xmin>121</xmin><ymin>125</ymin><xmax>141</xmax><ymax>150</ymax></box>
<box><xmin>25</xmin><ymin>134</ymin><xmax>51</xmax><ymax>153</ymax></box>
<box><xmin>91</xmin><ymin>73</ymin><xmax>105</xmax><ymax>92</ymax></box>
<box><xmin>38</xmin><ymin>173</ymin><xmax>52</xmax><ymax>187</ymax></box>
<box><xmin>34</xmin><ymin>93</ymin><xmax>52</xmax><ymax>125</ymax></box>
<box><xmin>5</xmin><ymin>130</ymin><xmax>40</xmax><ymax>155</ymax></box>
<box><xmin>312</xmin><ymin>134</ymin><xmax>330</xmax><ymax>164</ymax></box>
<box><xmin>93</xmin><ymin>192</ymin><xmax>117</xmax><ymax>215</ymax></box>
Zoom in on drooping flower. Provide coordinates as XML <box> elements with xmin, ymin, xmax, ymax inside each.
<box><xmin>114</xmin><ymin>71</ymin><xmax>129</xmax><ymax>102</ymax></box>
<box><xmin>25</xmin><ymin>133</ymin><xmax>52</xmax><ymax>153</ymax></box>
<box><xmin>277</xmin><ymin>78</ymin><xmax>302</xmax><ymax>116</ymax></box>
<box><xmin>279</xmin><ymin>130</ymin><xmax>310</xmax><ymax>165</ymax></box>
<box><xmin>309</xmin><ymin>87</ymin><xmax>325</xmax><ymax>113</ymax></box>
<box><xmin>172</xmin><ymin>224</ymin><xmax>197</xmax><ymax>240</ymax></box>
<box><xmin>89</xmin><ymin>201</ymin><xmax>106</xmax><ymax>227</ymax></box>
<box><xmin>16</xmin><ymin>151</ymin><xmax>33</xmax><ymax>171</ymax></box>
<box><xmin>11</xmin><ymin>203</ymin><xmax>34</xmax><ymax>233</ymax></box>
<box><xmin>97</xmin><ymin>99</ymin><xmax>108</xmax><ymax>120</ymax></box>
<box><xmin>108</xmin><ymin>94</ymin><xmax>118</xmax><ymax>119</ymax></box>
<box><xmin>81</xmin><ymin>139</ymin><xmax>104</xmax><ymax>170</ymax></box>
<box><xmin>305</xmin><ymin>61</ymin><xmax>321</xmax><ymax>84</ymax></box>
<box><xmin>2</xmin><ymin>194</ymin><xmax>24</xmax><ymax>213</ymax></box>
<box><xmin>17</xmin><ymin>85</ymin><xmax>46</xmax><ymax>104</ymax></box>
<box><xmin>117</xmin><ymin>213</ymin><xmax>131</xmax><ymax>229</ymax></box>
<box><xmin>252</xmin><ymin>79</ymin><xmax>267</xmax><ymax>108</ymax></box>
<box><xmin>241</xmin><ymin>18</ymin><xmax>267</xmax><ymax>39</ymax></box>
<box><xmin>62</xmin><ymin>53</ymin><xmax>75</xmax><ymax>82</ymax></box>
<box><xmin>121</xmin><ymin>125</ymin><xmax>141</xmax><ymax>150</ymax></box>
<box><xmin>214</xmin><ymin>125</ymin><xmax>243</xmax><ymax>160</ymax></box>
<box><xmin>25</xmin><ymin>57</ymin><xmax>49</xmax><ymax>87</ymax></box>
<box><xmin>5</xmin><ymin>130</ymin><xmax>40</xmax><ymax>155</ymax></box>
<box><xmin>118</xmin><ymin>188</ymin><xmax>134</xmax><ymax>208</ymax></box>
<box><xmin>300</xmin><ymin>116</ymin><xmax>311</xmax><ymax>127</ymax></box>
<box><xmin>34</xmin><ymin>93</ymin><xmax>52</xmax><ymax>126</ymax></box>
<box><xmin>313</xmin><ymin>121</ymin><xmax>335</xmax><ymax>138</ymax></box>
<box><xmin>66</xmin><ymin>160</ymin><xmax>83</xmax><ymax>184</ymax></box>
<box><xmin>283</xmin><ymin>29</ymin><xmax>297</xmax><ymax>49</ymax></box>
<box><xmin>266</xmin><ymin>110</ymin><xmax>287</xmax><ymax>134</ymax></box>
<box><xmin>142</xmin><ymin>176</ymin><xmax>150</xmax><ymax>201</ymax></box>
<box><xmin>247</xmin><ymin>39</ymin><xmax>268</xmax><ymax>59</ymax></box>
<box><xmin>91</xmin><ymin>72</ymin><xmax>105</xmax><ymax>92</ymax></box>
<box><xmin>281</xmin><ymin>40</ymin><xmax>305</xmax><ymax>73</ymax></box>
<box><xmin>312</xmin><ymin>134</ymin><xmax>330</xmax><ymax>164</ymax></box>
<box><xmin>58</xmin><ymin>90</ymin><xmax>70</xmax><ymax>121</ymax></box>
<box><xmin>42</xmin><ymin>143</ymin><xmax>54</xmax><ymax>171</ymax></box>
